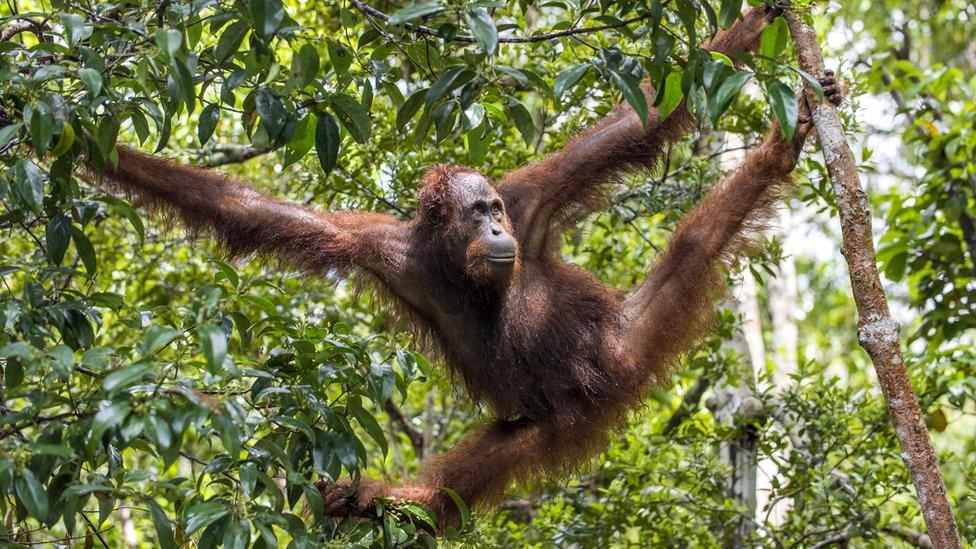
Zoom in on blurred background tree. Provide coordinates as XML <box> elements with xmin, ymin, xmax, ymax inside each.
<box><xmin>0</xmin><ymin>0</ymin><xmax>972</xmax><ymax>546</ymax></box>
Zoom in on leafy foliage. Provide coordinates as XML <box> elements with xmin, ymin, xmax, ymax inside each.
<box><xmin>1</xmin><ymin>0</ymin><xmax>974</xmax><ymax>546</ymax></box>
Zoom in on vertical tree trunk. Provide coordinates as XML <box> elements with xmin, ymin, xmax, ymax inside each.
<box><xmin>786</xmin><ymin>12</ymin><xmax>961</xmax><ymax>548</ymax></box>
<box><xmin>757</xmin><ymin>208</ymin><xmax>801</xmax><ymax>525</ymax></box>
<box><xmin>709</xmin><ymin>271</ymin><xmax>763</xmax><ymax>546</ymax></box>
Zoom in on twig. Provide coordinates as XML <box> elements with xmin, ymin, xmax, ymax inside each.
<box><xmin>347</xmin><ymin>0</ymin><xmax>655</xmax><ymax>44</ymax></box>
<box><xmin>197</xmin><ymin>143</ymin><xmax>273</xmax><ymax>167</ymax></box>
<box><xmin>0</xmin><ymin>18</ymin><xmax>49</xmax><ymax>42</ymax></box>
<box><xmin>384</xmin><ymin>399</ymin><xmax>424</xmax><ymax>459</ymax></box>
<box><xmin>661</xmin><ymin>371</ymin><xmax>714</xmax><ymax>435</ymax></box>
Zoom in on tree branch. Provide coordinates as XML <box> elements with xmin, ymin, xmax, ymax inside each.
<box><xmin>384</xmin><ymin>399</ymin><xmax>424</xmax><ymax>459</ymax></box>
<box><xmin>0</xmin><ymin>19</ymin><xmax>50</xmax><ymax>42</ymax></box>
<box><xmin>347</xmin><ymin>0</ymin><xmax>654</xmax><ymax>44</ymax></box>
<box><xmin>196</xmin><ymin>143</ymin><xmax>272</xmax><ymax>167</ymax></box>
<box><xmin>786</xmin><ymin>11</ymin><xmax>961</xmax><ymax>548</ymax></box>
<box><xmin>662</xmin><ymin>371</ymin><xmax>715</xmax><ymax>435</ymax></box>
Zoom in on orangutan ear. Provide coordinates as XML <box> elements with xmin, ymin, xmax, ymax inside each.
<box><xmin>417</xmin><ymin>164</ymin><xmax>455</xmax><ymax>227</ymax></box>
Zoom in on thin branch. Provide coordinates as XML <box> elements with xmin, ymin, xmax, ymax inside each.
<box><xmin>0</xmin><ymin>18</ymin><xmax>49</xmax><ymax>42</ymax></box>
<box><xmin>384</xmin><ymin>399</ymin><xmax>424</xmax><ymax>459</ymax></box>
<box><xmin>661</xmin><ymin>371</ymin><xmax>715</xmax><ymax>435</ymax></box>
<box><xmin>196</xmin><ymin>143</ymin><xmax>272</xmax><ymax>168</ymax></box>
<box><xmin>347</xmin><ymin>0</ymin><xmax>654</xmax><ymax>44</ymax></box>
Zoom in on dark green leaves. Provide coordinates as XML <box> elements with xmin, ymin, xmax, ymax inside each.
<box><xmin>15</xmin><ymin>470</ymin><xmax>50</xmax><ymax>521</ymax></box>
<box><xmin>250</xmin><ymin>0</ymin><xmax>285</xmax><ymax>40</ymax></box>
<box><xmin>184</xmin><ymin>500</ymin><xmax>229</xmax><ymax>536</ymax></box>
<box><xmin>330</xmin><ymin>93</ymin><xmax>371</xmax><ymax>144</ymax></box>
<box><xmin>719</xmin><ymin>0</ymin><xmax>743</xmax><ymax>28</ymax></box>
<box><xmin>291</xmin><ymin>44</ymin><xmax>320</xmax><ymax>90</ymax></box>
<box><xmin>199</xmin><ymin>104</ymin><xmax>220</xmax><ymax>144</ymax></box>
<box><xmin>464</xmin><ymin>8</ymin><xmax>498</xmax><ymax>56</ymax></box>
<box><xmin>46</xmin><ymin>214</ymin><xmax>71</xmax><ymax>265</ymax></box>
<box><xmin>768</xmin><ymin>80</ymin><xmax>798</xmax><ymax>142</ymax></box>
<box><xmin>78</xmin><ymin>67</ymin><xmax>103</xmax><ymax>97</ymax></box>
<box><xmin>255</xmin><ymin>87</ymin><xmax>290</xmax><ymax>142</ymax></box>
<box><xmin>506</xmin><ymin>98</ymin><xmax>535</xmax><ymax>146</ymax></box>
<box><xmin>707</xmin><ymin>70</ymin><xmax>752</xmax><ymax>124</ymax></box>
<box><xmin>611</xmin><ymin>71</ymin><xmax>648</xmax><ymax>127</ymax></box>
<box><xmin>315</xmin><ymin>111</ymin><xmax>341</xmax><ymax>175</ymax></box>
<box><xmin>554</xmin><ymin>64</ymin><xmax>589</xmax><ymax>98</ymax></box>
<box><xmin>387</xmin><ymin>2</ymin><xmax>443</xmax><ymax>26</ymax></box>
<box><xmin>70</xmin><ymin>226</ymin><xmax>97</xmax><ymax>275</ymax></box>
<box><xmin>198</xmin><ymin>324</ymin><xmax>228</xmax><ymax>372</ymax></box>
<box><xmin>147</xmin><ymin>499</ymin><xmax>178</xmax><ymax>549</ymax></box>
<box><xmin>426</xmin><ymin>66</ymin><xmax>473</xmax><ymax>108</ymax></box>
<box><xmin>103</xmin><ymin>363</ymin><xmax>152</xmax><ymax>395</ymax></box>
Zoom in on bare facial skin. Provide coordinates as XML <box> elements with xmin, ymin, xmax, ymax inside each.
<box><xmin>451</xmin><ymin>173</ymin><xmax>519</xmax><ymax>279</ymax></box>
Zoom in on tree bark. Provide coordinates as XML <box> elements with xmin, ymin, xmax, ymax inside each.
<box><xmin>786</xmin><ymin>11</ymin><xmax>961</xmax><ymax>548</ymax></box>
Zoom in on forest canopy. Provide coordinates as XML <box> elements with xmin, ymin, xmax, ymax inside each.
<box><xmin>1</xmin><ymin>0</ymin><xmax>974</xmax><ymax>546</ymax></box>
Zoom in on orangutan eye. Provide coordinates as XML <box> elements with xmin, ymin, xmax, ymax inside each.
<box><xmin>490</xmin><ymin>202</ymin><xmax>502</xmax><ymax>217</ymax></box>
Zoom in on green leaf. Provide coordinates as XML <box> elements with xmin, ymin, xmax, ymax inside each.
<box><xmin>329</xmin><ymin>94</ymin><xmax>370</xmax><ymax>144</ymax></box>
<box><xmin>326</xmin><ymin>40</ymin><xmax>351</xmax><ymax>78</ymax></box>
<box><xmin>291</xmin><ymin>43</ymin><xmax>320</xmax><ymax>90</ymax></box>
<box><xmin>425</xmin><ymin>66</ymin><xmax>472</xmax><ymax>107</ymax></box>
<box><xmin>98</xmin><ymin>196</ymin><xmax>146</xmax><ymax>245</ymax></box>
<box><xmin>507</xmin><ymin>99</ymin><xmax>534</xmax><ymax>147</ymax></box>
<box><xmin>656</xmin><ymin>69</ymin><xmax>685</xmax><ymax>119</ymax></box>
<box><xmin>719</xmin><ymin>0</ymin><xmax>742</xmax><ymax>28</ymax></box>
<box><xmin>284</xmin><ymin>113</ymin><xmax>316</xmax><ymax>166</ymax></box>
<box><xmin>611</xmin><ymin>71</ymin><xmax>648</xmax><ymax>127</ymax></box>
<box><xmin>198</xmin><ymin>104</ymin><xmax>220</xmax><ymax>144</ymax></box>
<box><xmin>554</xmin><ymin>64</ymin><xmax>589</xmax><ymax>98</ymax></box>
<box><xmin>239</xmin><ymin>463</ymin><xmax>257</xmax><ymax>498</ymax></box>
<box><xmin>314</xmin><ymin>111</ymin><xmax>340</xmax><ymax>175</ymax></box>
<box><xmin>78</xmin><ymin>67</ymin><xmax>102</xmax><ymax>97</ymax></box>
<box><xmin>91</xmin><ymin>400</ymin><xmax>131</xmax><ymax>439</ymax></box>
<box><xmin>0</xmin><ymin>123</ymin><xmax>22</xmax><ymax>149</ymax></box>
<box><xmin>184</xmin><ymin>501</ymin><xmax>229</xmax><ymax>536</ymax></box>
<box><xmin>768</xmin><ymin>80</ymin><xmax>798</xmax><ymax>142</ymax></box>
<box><xmin>760</xmin><ymin>16</ymin><xmax>788</xmax><ymax>59</ymax></box>
<box><xmin>46</xmin><ymin>214</ymin><xmax>72</xmax><ymax>265</ymax></box>
<box><xmin>28</xmin><ymin>103</ymin><xmax>54</xmax><ymax>156</ymax></box>
<box><xmin>147</xmin><ymin>498</ymin><xmax>178</xmax><ymax>549</ymax></box>
<box><xmin>70</xmin><ymin>225</ymin><xmax>97</xmax><ymax>275</ymax></box>
<box><xmin>464</xmin><ymin>8</ymin><xmax>498</xmax><ymax>56</ymax></box>
<box><xmin>250</xmin><ymin>0</ymin><xmax>285</xmax><ymax>40</ymax></box>
<box><xmin>255</xmin><ymin>87</ymin><xmax>288</xmax><ymax>140</ymax></box>
<box><xmin>793</xmin><ymin>68</ymin><xmax>826</xmax><ymax>103</ymax></box>
<box><xmin>440</xmin><ymin>487</ymin><xmax>471</xmax><ymax>530</ymax></box>
<box><xmin>348</xmin><ymin>400</ymin><xmax>388</xmax><ymax>457</ymax></box>
<box><xmin>102</xmin><ymin>362</ymin><xmax>152</xmax><ymax>395</ymax></box>
<box><xmin>215</xmin><ymin>21</ymin><xmax>249</xmax><ymax>65</ymax></box>
<box><xmin>222</xmin><ymin>518</ymin><xmax>250</xmax><ymax>549</ymax></box>
<box><xmin>198</xmin><ymin>324</ymin><xmax>228</xmax><ymax>372</ymax></box>
<box><xmin>61</xmin><ymin>13</ymin><xmax>92</xmax><ymax>45</ymax></box>
<box><xmin>387</xmin><ymin>2</ymin><xmax>443</xmax><ymax>25</ymax></box>
<box><xmin>142</xmin><ymin>325</ymin><xmax>182</xmax><ymax>357</ymax></box>
<box><xmin>707</xmin><ymin>70</ymin><xmax>752</xmax><ymax>124</ymax></box>
<box><xmin>49</xmin><ymin>122</ymin><xmax>75</xmax><ymax>157</ymax></box>
<box><xmin>397</xmin><ymin>89</ymin><xmax>428</xmax><ymax>130</ymax></box>
<box><xmin>397</xmin><ymin>501</ymin><xmax>437</xmax><ymax>531</ymax></box>
<box><xmin>15</xmin><ymin>469</ymin><xmax>50</xmax><ymax>521</ymax></box>
<box><xmin>155</xmin><ymin>28</ymin><xmax>183</xmax><ymax>60</ymax></box>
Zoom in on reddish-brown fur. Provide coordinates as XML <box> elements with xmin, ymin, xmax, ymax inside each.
<box><xmin>91</xmin><ymin>6</ymin><xmax>841</xmax><ymax>530</ymax></box>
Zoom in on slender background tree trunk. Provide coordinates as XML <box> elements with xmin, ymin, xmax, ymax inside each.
<box><xmin>786</xmin><ymin>11</ymin><xmax>961</xmax><ymax>548</ymax></box>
